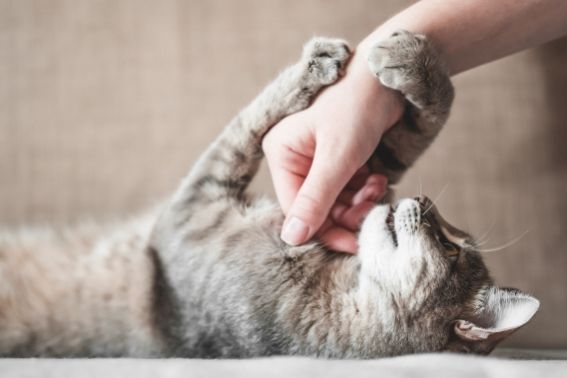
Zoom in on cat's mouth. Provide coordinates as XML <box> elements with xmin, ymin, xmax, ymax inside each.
<box><xmin>386</xmin><ymin>205</ymin><xmax>398</xmax><ymax>246</ymax></box>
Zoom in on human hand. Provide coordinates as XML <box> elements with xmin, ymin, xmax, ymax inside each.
<box><xmin>262</xmin><ymin>49</ymin><xmax>404</xmax><ymax>253</ymax></box>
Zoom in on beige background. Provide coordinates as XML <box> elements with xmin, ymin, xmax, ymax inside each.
<box><xmin>0</xmin><ymin>1</ymin><xmax>565</xmax><ymax>348</ymax></box>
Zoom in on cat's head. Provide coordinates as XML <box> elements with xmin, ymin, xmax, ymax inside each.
<box><xmin>358</xmin><ymin>196</ymin><xmax>539</xmax><ymax>354</ymax></box>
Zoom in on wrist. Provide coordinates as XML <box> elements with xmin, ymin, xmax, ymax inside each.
<box><xmin>343</xmin><ymin>46</ymin><xmax>405</xmax><ymax>130</ymax></box>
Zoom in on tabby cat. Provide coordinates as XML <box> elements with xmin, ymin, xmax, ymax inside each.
<box><xmin>0</xmin><ymin>31</ymin><xmax>538</xmax><ymax>358</ymax></box>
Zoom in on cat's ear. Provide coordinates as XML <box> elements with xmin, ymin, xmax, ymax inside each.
<box><xmin>449</xmin><ymin>287</ymin><xmax>539</xmax><ymax>354</ymax></box>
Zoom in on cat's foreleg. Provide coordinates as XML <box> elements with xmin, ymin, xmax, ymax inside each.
<box><xmin>367</xmin><ymin>30</ymin><xmax>454</xmax><ymax>184</ymax></box>
<box><xmin>170</xmin><ymin>39</ymin><xmax>351</xmax><ymax>212</ymax></box>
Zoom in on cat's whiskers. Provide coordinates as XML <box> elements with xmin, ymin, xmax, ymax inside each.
<box><xmin>423</xmin><ymin>182</ymin><xmax>449</xmax><ymax>216</ymax></box>
<box><xmin>475</xmin><ymin>238</ymin><xmax>493</xmax><ymax>248</ymax></box>
<box><xmin>474</xmin><ymin>218</ymin><xmax>496</xmax><ymax>246</ymax></box>
<box><xmin>476</xmin><ymin>229</ymin><xmax>530</xmax><ymax>253</ymax></box>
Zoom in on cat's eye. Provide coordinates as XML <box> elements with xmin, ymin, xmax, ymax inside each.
<box><xmin>436</xmin><ymin>233</ymin><xmax>461</xmax><ymax>261</ymax></box>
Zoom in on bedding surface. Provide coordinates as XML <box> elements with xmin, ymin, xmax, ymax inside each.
<box><xmin>1</xmin><ymin>350</ymin><xmax>565</xmax><ymax>378</ymax></box>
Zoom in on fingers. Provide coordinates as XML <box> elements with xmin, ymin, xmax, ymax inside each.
<box><xmin>338</xmin><ymin>174</ymin><xmax>388</xmax><ymax>206</ymax></box>
<box><xmin>264</xmin><ymin>116</ymin><xmax>388</xmax><ymax>251</ymax></box>
<box><xmin>280</xmin><ymin>145</ymin><xmax>356</xmax><ymax>246</ymax></box>
<box><xmin>266</xmin><ymin>142</ymin><xmax>388</xmax><ymax>251</ymax></box>
<box><xmin>330</xmin><ymin>200</ymin><xmax>377</xmax><ymax>231</ymax></box>
<box><xmin>271</xmin><ymin>146</ymin><xmax>388</xmax><ymax>248</ymax></box>
<box><xmin>310</xmin><ymin>199</ymin><xmax>376</xmax><ymax>254</ymax></box>
<box><xmin>317</xmin><ymin>179</ymin><xmax>386</xmax><ymax>253</ymax></box>
<box><xmin>273</xmin><ymin>171</ymin><xmax>385</xmax><ymax>253</ymax></box>
<box><xmin>263</xmin><ymin>119</ymin><xmax>314</xmax><ymax>215</ymax></box>
<box><xmin>318</xmin><ymin>226</ymin><xmax>359</xmax><ymax>254</ymax></box>
<box><xmin>270</xmin><ymin>166</ymin><xmax>304</xmax><ymax>214</ymax></box>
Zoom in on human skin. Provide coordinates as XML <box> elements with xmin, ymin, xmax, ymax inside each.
<box><xmin>262</xmin><ymin>0</ymin><xmax>567</xmax><ymax>253</ymax></box>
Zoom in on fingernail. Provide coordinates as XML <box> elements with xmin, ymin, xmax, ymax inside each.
<box><xmin>281</xmin><ymin>217</ymin><xmax>310</xmax><ymax>246</ymax></box>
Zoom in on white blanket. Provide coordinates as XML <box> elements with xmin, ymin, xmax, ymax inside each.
<box><xmin>1</xmin><ymin>349</ymin><xmax>565</xmax><ymax>378</ymax></box>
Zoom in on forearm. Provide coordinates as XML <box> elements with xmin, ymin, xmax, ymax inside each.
<box><xmin>359</xmin><ymin>0</ymin><xmax>567</xmax><ymax>75</ymax></box>
<box><xmin>339</xmin><ymin>0</ymin><xmax>567</xmax><ymax>137</ymax></box>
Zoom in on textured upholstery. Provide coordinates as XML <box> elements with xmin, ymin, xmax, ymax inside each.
<box><xmin>1</xmin><ymin>0</ymin><xmax>565</xmax><ymax>348</ymax></box>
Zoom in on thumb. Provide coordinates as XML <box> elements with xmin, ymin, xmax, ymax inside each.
<box><xmin>280</xmin><ymin>146</ymin><xmax>356</xmax><ymax>246</ymax></box>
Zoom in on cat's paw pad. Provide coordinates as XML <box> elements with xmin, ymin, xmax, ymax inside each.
<box><xmin>367</xmin><ymin>30</ymin><xmax>431</xmax><ymax>94</ymax></box>
<box><xmin>302</xmin><ymin>37</ymin><xmax>351</xmax><ymax>85</ymax></box>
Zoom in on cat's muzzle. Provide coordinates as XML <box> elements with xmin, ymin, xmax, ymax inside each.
<box><xmin>385</xmin><ymin>196</ymin><xmax>436</xmax><ymax>247</ymax></box>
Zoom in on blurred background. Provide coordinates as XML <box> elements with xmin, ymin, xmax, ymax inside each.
<box><xmin>0</xmin><ymin>0</ymin><xmax>565</xmax><ymax>348</ymax></box>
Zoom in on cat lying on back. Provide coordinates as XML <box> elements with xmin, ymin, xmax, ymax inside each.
<box><xmin>0</xmin><ymin>31</ymin><xmax>539</xmax><ymax>358</ymax></box>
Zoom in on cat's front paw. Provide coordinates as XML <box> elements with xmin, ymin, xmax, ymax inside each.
<box><xmin>367</xmin><ymin>30</ymin><xmax>436</xmax><ymax>98</ymax></box>
<box><xmin>302</xmin><ymin>37</ymin><xmax>351</xmax><ymax>85</ymax></box>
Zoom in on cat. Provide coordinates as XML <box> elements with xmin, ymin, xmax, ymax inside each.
<box><xmin>0</xmin><ymin>30</ymin><xmax>539</xmax><ymax>358</ymax></box>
